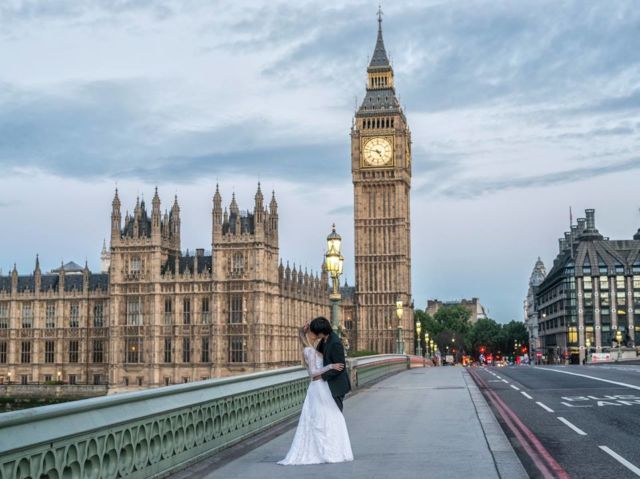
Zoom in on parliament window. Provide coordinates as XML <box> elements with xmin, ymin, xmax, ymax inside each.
<box><xmin>93</xmin><ymin>302</ymin><xmax>104</xmax><ymax>327</ymax></box>
<box><xmin>183</xmin><ymin>298</ymin><xmax>191</xmax><ymax>325</ymax></box>
<box><xmin>201</xmin><ymin>337</ymin><xmax>210</xmax><ymax>363</ymax></box>
<box><xmin>201</xmin><ymin>297</ymin><xmax>211</xmax><ymax>324</ymax></box>
<box><xmin>46</xmin><ymin>302</ymin><xmax>56</xmax><ymax>328</ymax></box>
<box><xmin>232</xmin><ymin>253</ymin><xmax>245</xmax><ymax>276</ymax></box>
<box><xmin>69</xmin><ymin>340</ymin><xmax>79</xmax><ymax>363</ymax></box>
<box><xmin>229</xmin><ymin>336</ymin><xmax>246</xmax><ymax>363</ymax></box>
<box><xmin>0</xmin><ymin>303</ymin><xmax>8</xmax><ymax>329</ymax></box>
<box><xmin>93</xmin><ymin>340</ymin><xmax>104</xmax><ymax>363</ymax></box>
<box><xmin>0</xmin><ymin>341</ymin><xmax>6</xmax><ymax>363</ymax></box>
<box><xmin>164</xmin><ymin>298</ymin><xmax>173</xmax><ymax>325</ymax></box>
<box><xmin>21</xmin><ymin>341</ymin><xmax>31</xmax><ymax>363</ymax></box>
<box><xmin>45</xmin><ymin>341</ymin><xmax>55</xmax><ymax>363</ymax></box>
<box><xmin>164</xmin><ymin>338</ymin><xmax>172</xmax><ymax>363</ymax></box>
<box><xmin>182</xmin><ymin>337</ymin><xmax>191</xmax><ymax>363</ymax></box>
<box><xmin>125</xmin><ymin>338</ymin><xmax>142</xmax><ymax>363</ymax></box>
<box><xmin>126</xmin><ymin>297</ymin><xmax>142</xmax><ymax>325</ymax></box>
<box><xmin>229</xmin><ymin>294</ymin><xmax>243</xmax><ymax>324</ymax></box>
<box><xmin>22</xmin><ymin>303</ymin><xmax>33</xmax><ymax>328</ymax></box>
<box><xmin>70</xmin><ymin>303</ymin><xmax>79</xmax><ymax>328</ymax></box>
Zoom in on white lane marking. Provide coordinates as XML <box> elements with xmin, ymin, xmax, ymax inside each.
<box><xmin>510</xmin><ymin>384</ymin><xmax>520</xmax><ymax>391</ymax></box>
<box><xmin>557</xmin><ymin>417</ymin><xmax>587</xmax><ymax>436</ymax></box>
<box><xmin>599</xmin><ymin>446</ymin><xmax>640</xmax><ymax>477</ymax></box>
<box><xmin>533</xmin><ymin>367</ymin><xmax>640</xmax><ymax>391</ymax></box>
<box><xmin>501</xmin><ymin>379</ymin><xmax>509</xmax><ymax>383</ymax></box>
<box><xmin>536</xmin><ymin>401</ymin><xmax>554</xmax><ymax>413</ymax></box>
<box><xmin>495</xmin><ymin>375</ymin><xmax>502</xmax><ymax>379</ymax></box>
<box><xmin>561</xmin><ymin>401</ymin><xmax>592</xmax><ymax>408</ymax></box>
<box><xmin>521</xmin><ymin>392</ymin><xmax>533</xmax><ymax>400</ymax></box>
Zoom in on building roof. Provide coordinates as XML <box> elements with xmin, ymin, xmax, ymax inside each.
<box><xmin>369</xmin><ymin>15</ymin><xmax>390</xmax><ymax>68</ymax></box>
<box><xmin>49</xmin><ymin>261</ymin><xmax>84</xmax><ymax>274</ymax></box>
<box><xmin>0</xmin><ymin>273</ymin><xmax>109</xmax><ymax>293</ymax></box>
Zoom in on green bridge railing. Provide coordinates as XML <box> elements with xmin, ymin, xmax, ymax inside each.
<box><xmin>0</xmin><ymin>354</ymin><xmax>414</xmax><ymax>479</ymax></box>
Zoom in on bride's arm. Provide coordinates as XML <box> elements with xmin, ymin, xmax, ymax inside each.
<box><xmin>304</xmin><ymin>348</ymin><xmax>338</xmax><ymax>378</ymax></box>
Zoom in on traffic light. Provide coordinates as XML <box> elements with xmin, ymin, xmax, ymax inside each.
<box><xmin>521</xmin><ymin>345</ymin><xmax>527</xmax><ymax>353</ymax></box>
<box><xmin>479</xmin><ymin>346</ymin><xmax>486</xmax><ymax>354</ymax></box>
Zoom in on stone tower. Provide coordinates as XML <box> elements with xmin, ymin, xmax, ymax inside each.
<box><xmin>211</xmin><ymin>184</ymin><xmax>281</xmax><ymax>368</ymax></box>
<box><xmin>351</xmin><ymin>10</ymin><xmax>413</xmax><ymax>353</ymax></box>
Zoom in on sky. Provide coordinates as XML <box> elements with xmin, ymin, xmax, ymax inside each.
<box><xmin>1</xmin><ymin>0</ymin><xmax>639</xmax><ymax>322</ymax></box>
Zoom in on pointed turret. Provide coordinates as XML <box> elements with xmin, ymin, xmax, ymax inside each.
<box><xmin>358</xmin><ymin>7</ymin><xmax>401</xmax><ymax>114</ymax></box>
<box><xmin>111</xmin><ymin>188</ymin><xmax>121</xmax><ymax>241</ymax></box>
<box><xmin>34</xmin><ymin>254</ymin><xmax>41</xmax><ymax>293</ymax></box>
<box><xmin>151</xmin><ymin>187</ymin><xmax>161</xmax><ymax>233</ymax></box>
<box><xmin>11</xmin><ymin>263</ymin><xmax>18</xmax><ymax>294</ymax></box>
<box><xmin>213</xmin><ymin>184</ymin><xmax>223</xmax><ymax>224</ymax></box>
<box><xmin>100</xmin><ymin>239</ymin><xmax>111</xmax><ymax>273</ymax></box>
<box><xmin>254</xmin><ymin>183</ymin><xmax>264</xmax><ymax>222</ymax></box>
<box><xmin>230</xmin><ymin>192</ymin><xmax>239</xmax><ymax>215</ymax></box>
<box><xmin>170</xmin><ymin>195</ymin><xmax>181</xmax><ymax>247</ymax></box>
<box><xmin>369</xmin><ymin>6</ymin><xmax>390</xmax><ymax>68</ymax></box>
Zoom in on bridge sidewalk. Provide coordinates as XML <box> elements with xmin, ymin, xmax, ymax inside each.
<box><xmin>172</xmin><ymin>366</ymin><xmax>527</xmax><ymax>479</ymax></box>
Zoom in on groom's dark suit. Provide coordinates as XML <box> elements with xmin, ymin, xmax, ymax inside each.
<box><xmin>318</xmin><ymin>331</ymin><xmax>351</xmax><ymax>411</ymax></box>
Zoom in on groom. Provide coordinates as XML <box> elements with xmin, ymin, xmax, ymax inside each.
<box><xmin>309</xmin><ymin>316</ymin><xmax>351</xmax><ymax>411</ymax></box>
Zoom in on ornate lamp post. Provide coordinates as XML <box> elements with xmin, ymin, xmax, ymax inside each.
<box><xmin>395</xmin><ymin>300</ymin><xmax>404</xmax><ymax>354</ymax></box>
<box><xmin>425</xmin><ymin>332</ymin><xmax>430</xmax><ymax>356</ymax></box>
<box><xmin>615</xmin><ymin>329</ymin><xmax>623</xmax><ymax>362</ymax></box>
<box><xmin>325</xmin><ymin>224</ymin><xmax>344</xmax><ymax>329</ymax></box>
<box><xmin>415</xmin><ymin>320</ymin><xmax>422</xmax><ymax>357</ymax></box>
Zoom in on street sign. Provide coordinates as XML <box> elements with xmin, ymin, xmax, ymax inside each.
<box><xmin>536</xmin><ymin>352</ymin><xmax>542</xmax><ymax>359</ymax></box>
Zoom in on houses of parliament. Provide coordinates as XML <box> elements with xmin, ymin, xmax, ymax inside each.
<box><xmin>0</xmin><ymin>13</ymin><xmax>413</xmax><ymax>390</ymax></box>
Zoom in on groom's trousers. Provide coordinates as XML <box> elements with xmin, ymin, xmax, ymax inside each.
<box><xmin>334</xmin><ymin>395</ymin><xmax>344</xmax><ymax>411</ymax></box>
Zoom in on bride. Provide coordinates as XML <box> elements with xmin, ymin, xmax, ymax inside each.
<box><xmin>278</xmin><ymin>325</ymin><xmax>354</xmax><ymax>465</ymax></box>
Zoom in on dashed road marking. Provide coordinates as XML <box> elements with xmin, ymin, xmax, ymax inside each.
<box><xmin>510</xmin><ymin>385</ymin><xmax>520</xmax><ymax>391</ymax></box>
<box><xmin>501</xmin><ymin>379</ymin><xmax>509</xmax><ymax>383</ymax></box>
<box><xmin>521</xmin><ymin>392</ymin><xmax>533</xmax><ymax>400</ymax></box>
<box><xmin>536</xmin><ymin>401</ymin><xmax>554</xmax><ymax>413</ymax></box>
<box><xmin>557</xmin><ymin>417</ymin><xmax>587</xmax><ymax>436</ymax></box>
<box><xmin>533</xmin><ymin>367</ymin><xmax>640</xmax><ymax>391</ymax></box>
<box><xmin>599</xmin><ymin>446</ymin><xmax>640</xmax><ymax>476</ymax></box>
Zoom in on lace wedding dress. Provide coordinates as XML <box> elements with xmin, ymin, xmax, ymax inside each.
<box><xmin>278</xmin><ymin>346</ymin><xmax>354</xmax><ymax>465</ymax></box>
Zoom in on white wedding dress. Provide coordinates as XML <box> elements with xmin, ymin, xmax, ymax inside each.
<box><xmin>278</xmin><ymin>346</ymin><xmax>354</xmax><ymax>465</ymax></box>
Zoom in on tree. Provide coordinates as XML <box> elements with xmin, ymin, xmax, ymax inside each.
<box><xmin>466</xmin><ymin>318</ymin><xmax>501</xmax><ymax>355</ymax></box>
<box><xmin>498</xmin><ymin>320</ymin><xmax>528</xmax><ymax>355</ymax></box>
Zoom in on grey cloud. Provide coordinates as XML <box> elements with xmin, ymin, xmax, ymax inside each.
<box><xmin>0</xmin><ymin>80</ymin><xmax>349</xmax><ymax>182</ymax></box>
<box><xmin>327</xmin><ymin>205</ymin><xmax>352</xmax><ymax>216</ymax></box>
<box><xmin>430</xmin><ymin>157</ymin><xmax>640</xmax><ymax>199</ymax></box>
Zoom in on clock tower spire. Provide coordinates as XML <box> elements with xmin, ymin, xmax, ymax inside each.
<box><xmin>351</xmin><ymin>10</ymin><xmax>413</xmax><ymax>354</ymax></box>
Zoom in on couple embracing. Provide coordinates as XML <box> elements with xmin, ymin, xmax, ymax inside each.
<box><xmin>278</xmin><ymin>316</ymin><xmax>354</xmax><ymax>465</ymax></box>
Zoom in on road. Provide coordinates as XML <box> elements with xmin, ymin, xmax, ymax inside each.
<box><xmin>469</xmin><ymin>364</ymin><xmax>640</xmax><ymax>479</ymax></box>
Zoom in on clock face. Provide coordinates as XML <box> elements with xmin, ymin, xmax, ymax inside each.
<box><xmin>363</xmin><ymin>137</ymin><xmax>393</xmax><ymax>166</ymax></box>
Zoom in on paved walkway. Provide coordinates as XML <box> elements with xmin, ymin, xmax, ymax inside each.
<box><xmin>174</xmin><ymin>367</ymin><xmax>527</xmax><ymax>479</ymax></box>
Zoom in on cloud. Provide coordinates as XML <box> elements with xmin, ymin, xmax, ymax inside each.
<box><xmin>431</xmin><ymin>157</ymin><xmax>640</xmax><ymax>199</ymax></box>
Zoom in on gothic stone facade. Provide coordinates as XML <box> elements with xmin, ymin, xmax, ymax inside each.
<box><xmin>352</xmin><ymin>15</ymin><xmax>413</xmax><ymax>353</ymax></box>
<box><xmin>0</xmin><ymin>185</ymin><xmax>329</xmax><ymax>390</ymax></box>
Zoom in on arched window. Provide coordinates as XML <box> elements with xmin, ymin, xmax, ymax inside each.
<box><xmin>232</xmin><ymin>252</ymin><xmax>245</xmax><ymax>276</ymax></box>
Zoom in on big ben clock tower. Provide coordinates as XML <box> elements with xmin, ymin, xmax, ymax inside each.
<box><xmin>352</xmin><ymin>10</ymin><xmax>413</xmax><ymax>354</ymax></box>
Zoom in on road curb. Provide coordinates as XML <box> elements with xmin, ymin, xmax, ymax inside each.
<box><xmin>463</xmin><ymin>370</ymin><xmax>529</xmax><ymax>479</ymax></box>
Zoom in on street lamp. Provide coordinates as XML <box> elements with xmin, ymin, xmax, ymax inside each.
<box><xmin>324</xmin><ymin>224</ymin><xmax>344</xmax><ymax>329</ymax></box>
<box><xmin>615</xmin><ymin>329</ymin><xmax>623</xmax><ymax>362</ymax></box>
<box><xmin>7</xmin><ymin>372</ymin><xmax>11</xmax><ymax>385</ymax></box>
<box><xmin>425</xmin><ymin>332</ymin><xmax>430</xmax><ymax>356</ymax></box>
<box><xmin>415</xmin><ymin>320</ymin><xmax>422</xmax><ymax>357</ymax></box>
<box><xmin>396</xmin><ymin>300</ymin><xmax>404</xmax><ymax>354</ymax></box>
<box><xmin>585</xmin><ymin>338</ymin><xmax>591</xmax><ymax>364</ymax></box>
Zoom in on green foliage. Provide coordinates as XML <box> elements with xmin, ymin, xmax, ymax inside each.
<box><xmin>416</xmin><ymin>307</ymin><xmax>529</xmax><ymax>358</ymax></box>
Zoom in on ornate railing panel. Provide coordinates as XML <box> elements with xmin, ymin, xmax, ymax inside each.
<box><xmin>0</xmin><ymin>354</ymin><xmax>413</xmax><ymax>478</ymax></box>
<box><xmin>348</xmin><ymin>354</ymin><xmax>410</xmax><ymax>388</ymax></box>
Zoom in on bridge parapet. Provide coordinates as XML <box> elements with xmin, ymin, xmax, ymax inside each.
<box><xmin>0</xmin><ymin>355</ymin><xmax>414</xmax><ymax>479</ymax></box>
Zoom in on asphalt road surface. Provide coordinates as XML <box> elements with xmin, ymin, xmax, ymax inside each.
<box><xmin>469</xmin><ymin>364</ymin><xmax>640</xmax><ymax>479</ymax></box>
